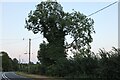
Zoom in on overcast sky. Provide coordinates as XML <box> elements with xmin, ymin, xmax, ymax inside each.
<box><xmin>0</xmin><ymin>0</ymin><xmax>118</xmax><ymax>63</ymax></box>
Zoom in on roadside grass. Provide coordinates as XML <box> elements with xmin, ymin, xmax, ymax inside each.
<box><xmin>15</xmin><ymin>72</ymin><xmax>65</xmax><ymax>80</ymax></box>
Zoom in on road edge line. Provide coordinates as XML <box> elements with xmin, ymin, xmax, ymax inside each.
<box><xmin>2</xmin><ymin>73</ymin><xmax>10</xmax><ymax>80</ymax></box>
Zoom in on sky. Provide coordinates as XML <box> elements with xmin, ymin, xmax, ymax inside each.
<box><xmin>0</xmin><ymin>0</ymin><xmax>118</xmax><ymax>63</ymax></box>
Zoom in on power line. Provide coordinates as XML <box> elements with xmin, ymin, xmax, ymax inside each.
<box><xmin>67</xmin><ymin>1</ymin><xmax>118</xmax><ymax>49</ymax></box>
<box><xmin>30</xmin><ymin>1</ymin><xmax>118</xmax><ymax>41</ymax></box>
<box><xmin>87</xmin><ymin>1</ymin><xmax>117</xmax><ymax>17</ymax></box>
<box><xmin>1</xmin><ymin>1</ymin><xmax>117</xmax><ymax>45</ymax></box>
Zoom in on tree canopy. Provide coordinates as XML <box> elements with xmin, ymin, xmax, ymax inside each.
<box><xmin>25</xmin><ymin>1</ymin><xmax>95</xmax><ymax>76</ymax></box>
<box><xmin>25</xmin><ymin>1</ymin><xmax>95</xmax><ymax>52</ymax></box>
<box><xmin>1</xmin><ymin>51</ymin><xmax>19</xmax><ymax>71</ymax></box>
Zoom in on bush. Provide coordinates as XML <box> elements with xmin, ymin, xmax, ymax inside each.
<box><xmin>35</xmin><ymin>47</ymin><xmax>120</xmax><ymax>79</ymax></box>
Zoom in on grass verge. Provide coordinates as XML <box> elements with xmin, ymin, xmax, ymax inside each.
<box><xmin>15</xmin><ymin>72</ymin><xmax>64</xmax><ymax>80</ymax></box>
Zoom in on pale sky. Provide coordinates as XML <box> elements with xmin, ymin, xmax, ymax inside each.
<box><xmin>0</xmin><ymin>0</ymin><xmax>118</xmax><ymax>63</ymax></box>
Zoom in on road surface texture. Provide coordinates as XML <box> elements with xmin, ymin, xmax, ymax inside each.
<box><xmin>1</xmin><ymin>72</ymin><xmax>32</xmax><ymax>80</ymax></box>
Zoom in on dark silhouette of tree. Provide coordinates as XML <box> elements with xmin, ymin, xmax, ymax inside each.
<box><xmin>25</xmin><ymin>1</ymin><xmax>95</xmax><ymax>76</ymax></box>
<box><xmin>25</xmin><ymin>1</ymin><xmax>94</xmax><ymax>63</ymax></box>
<box><xmin>12</xmin><ymin>58</ymin><xmax>19</xmax><ymax>71</ymax></box>
<box><xmin>1</xmin><ymin>51</ymin><xmax>13</xmax><ymax>71</ymax></box>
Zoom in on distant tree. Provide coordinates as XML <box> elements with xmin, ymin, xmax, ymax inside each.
<box><xmin>1</xmin><ymin>51</ymin><xmax>12</xmax><ymax>71</ymax></box>
<box><xmin>12</xmin><ymin>58</ymin><xmax>19</xmax><ymax>71</ymax></box>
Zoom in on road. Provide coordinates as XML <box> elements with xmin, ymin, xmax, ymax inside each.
<box><xmin>1</xmin><ymin>72</ymin><xmax>32</xmax><ymax>80</ymax></box>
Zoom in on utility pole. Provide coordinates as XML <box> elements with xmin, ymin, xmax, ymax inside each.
<box><xmin>28</xmin><ymin>38</ymin><xmax>31</xmax><ymax>73</ymax></box>
<box><xmin>29</xmin><ymin>38</ymin><xmax>31</xmax><ymax>64</ymax></box>
<box><xmin>23</xmin><ymin>38</ymin><xmax>32</xmax><ymax>73</ymax></box>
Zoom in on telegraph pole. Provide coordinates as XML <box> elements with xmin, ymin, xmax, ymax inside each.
<box><xmin>28</xmin><ymin>38</ymin><xmax>31</xmax><ymax>73</ymax></box>
<box><xmin>29</xmin><ymin>38</ymin><xmax>31</xmax><ymax>64</ymax></box>
<box><xmin>23</xmin><ymin>38</ymin><xmax>32</xmax><ymax>73</ymax></box>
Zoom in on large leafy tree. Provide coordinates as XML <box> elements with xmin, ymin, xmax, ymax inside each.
<box><xmin>25</xmin><ymin>1</ymin><xmax>95</xmax><ymax>66</ymax></box>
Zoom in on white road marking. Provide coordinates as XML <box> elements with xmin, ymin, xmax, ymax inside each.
<box><xmin>2</xmin><ymin>72</ymin><xmax>10</xmax><ymax>80</ymax></box>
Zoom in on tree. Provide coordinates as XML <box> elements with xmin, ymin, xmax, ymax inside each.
<box><xmin>25</xmin><ymin>1</ymin><xmax>95</xmax><ymax>73</ymax></box>
<box><xmin>98</xmin><ymin>47</ymin><xmax>120</xmax><ymax>79</ymax></box>
<box><xmin>1</xmin><ymin>51</ymin><xmax>13</xmax><ymax>71</ymax></box>
<box><xmin>12</xmin><ymin>58</ymin><xmax>19</xmax><ymax>71</ymax></box>
<box><xmin>37</xmin><ymin>41</ymin><xmax>50</xmax><ymax>66</ymax></box>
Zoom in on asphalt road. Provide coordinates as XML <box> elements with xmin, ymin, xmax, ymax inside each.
<box><xmin>1</xmin><ymin>72</ymin><xmax>32</xmax><ymax>80</ymax></box>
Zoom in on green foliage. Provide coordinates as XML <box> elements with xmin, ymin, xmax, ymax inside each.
<box><xmin>38</xmin><ymin>64</ymin><xmax>46</xmax><ymax>75</ymax></box>
<box><xmin>38</xmin><ymin>47</ymin><xmax>120</xmax><ymax>79</ymax></box>
<box><xmin>12</xmin><ymin>58</ymin><xmax>19</xmax><ymax>71</ymax></box>
<box><xmin>20</xmin><ymin>63</ymin><xmax>28</xmax><ymax>72</ymax></box>
<box><xmin>19</xmin><ymin>1</ymin><xmax>120</xmax><ymax>79</ymax></box>
<box><xmin>26</xmin><ymin>2</ymin><xmax>69</xmax><ymax>70</ymax></box>
<box><xmin>98</xmin><ymin>47</ymin><xmax>120</xmax><ymax>79</ymax></box>
<box><xmin>25</xmin><ymin>2</ymin><xmax>65</xmax><ymax>35</ymax></box>
<box><xmin>1</xmin><ymin>51</ymin><xmax>20</xmax><ymax>72</ymax></box>
<box><xmin>65</xmin><ymin>11</ymin><xmax>95</xmax><ymax>53</ymax></box>
<box><xmin>46</xmin><ymin>58</ymin><xmax>70</xmax><ymax>77</ymax></box>
<box><xmin>1</xmin><ymin>51</ymin><xmax>13</xmax><ymax>71</ymax></box>
<box><xmin>2</xmin><ymin>48</ymin><xmax>120</xmax><ymax>79</ymax></box>
<box><xmin>37</xmin><ymin>41</ymin><xmax>67</xmax><ymax>66</ymax></box>
<box><xmin>25</xmin><ymin>1</ymin><xmax>95</xmax><ymax>52</ymax></box>
<box><xmin>25</xmin><ymin>2</ymin><xmax>95</xmax><ymax>77</ymax></box>
<box><xmin>65</xmin><ymin>47</ymin><xmax>120</xmax><ymax>79</ymax></box>
<box><xmin>29</xmin><ymin>63</ymin><xmax>40</xmax><ymax>74</ymax></box>
<box><xmin>37</xmin><ymin>41</ymin><xmax>53</xmax><ymax>66</ymax></box>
